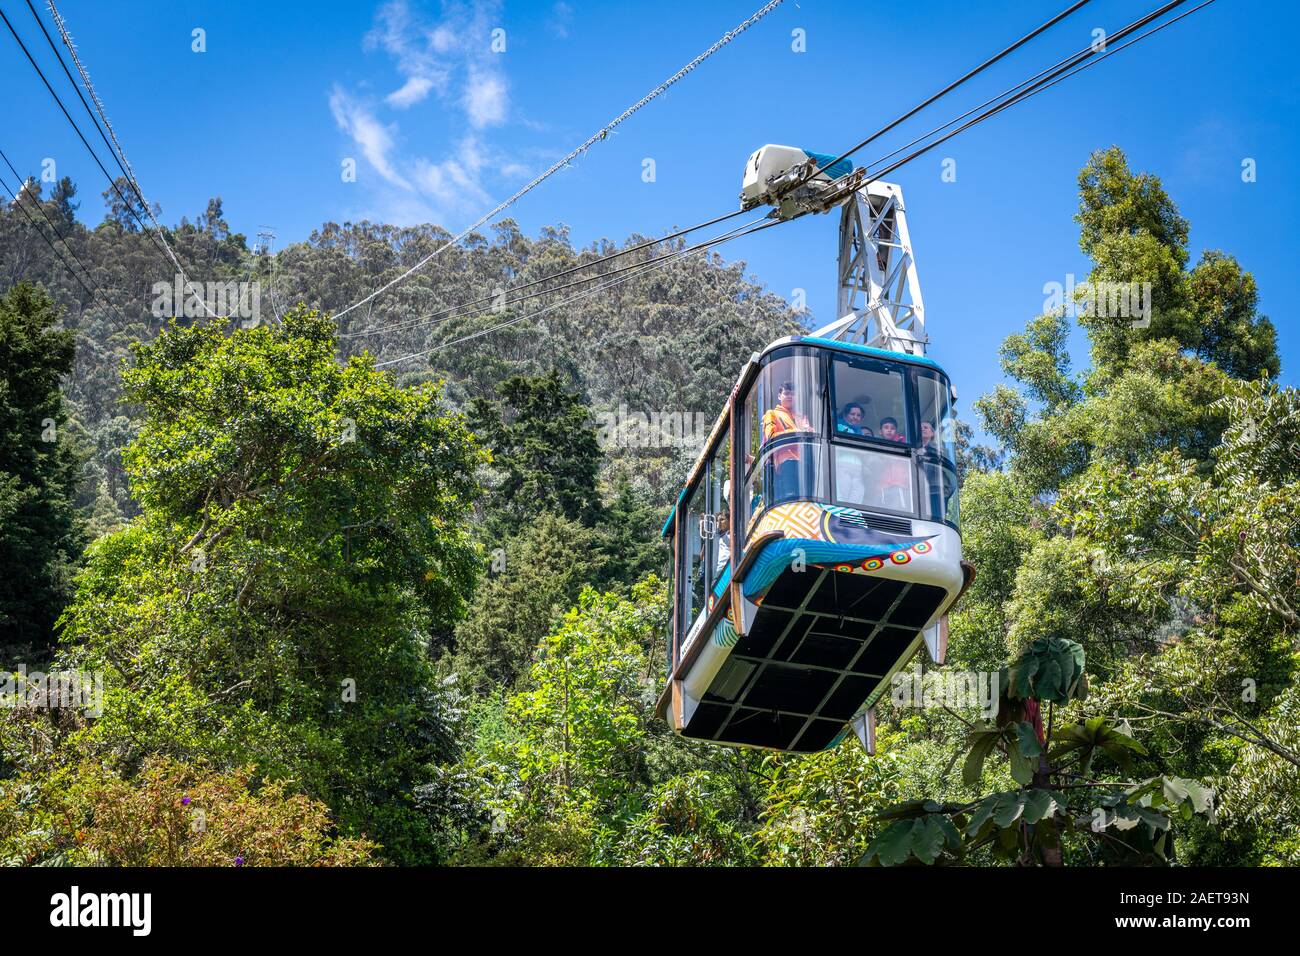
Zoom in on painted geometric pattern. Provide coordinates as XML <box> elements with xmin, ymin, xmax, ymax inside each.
<box><xmin>752</xmin><ymin>502</ymin><xmax>826</xmax><ymax>541</ymax></box>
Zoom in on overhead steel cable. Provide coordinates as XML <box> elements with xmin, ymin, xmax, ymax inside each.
<box><xmin>331</xmin><ymin>0</ymin><xmax>787</xmax><ymax>322</ymax></box>
<box><xmin>338</xmin><ymin>206</ymin><xmax>756</xmax><ymax>338</ymax></box>
<box><xmin>25</xmin><ymin>0</ymin><xmax>129</xmax><ymax>188</ymax></box>
<box><xmin>837</xmin><ymin>0</ymin><xmax>1200</xmax><ymax>196</ymax></box>
<box><xmin>341</xmin><ymin>211</ymin><xmax>772</xmax><ymax>340</ymax></box>
<box><xmin>347</xmin><ymin>0</ymin><xmax>1093</xmax><ymax>343</ymax></box>
<box><xmin>843</xmin><ymin>0</ymin><xmax>1192</xmax><ymax>189</ymax></box>
<box><xmin>374</xmin><ymin>217</ymin><xmax>783</xmax><ymax>368</ymax></box>
<box><xmin>41</xmin><ymin>0</ymin><xmax>218</xmax><ymax>318</ymax></box>
<box><xmin>0</xmin><ymin>7</ymin><xmax>170</xmax><ymax>260</ymax></box>
<box><xmin>1</xmin><ymin>2</ymin><xmax>220</xmax><ymax>317</ymax></box>
<box><xmin>1</xmin><ymin>144</ymin><xmax>105</xmax><ymax>295</ymax></box>
<box><xmin>790</xmin><ymin>0</ymin><xmax>1096</xmax><ymax>189</ymax></box>
<box><xmin>0</xmin><ymin>162</ymin><xmax>129</xmax><ymax>327</ymax></box>
<box><xmin>377</xmin><ymin>215</ymin><xmax>779</xmax><ymax>363</ymax></box>
<box><xmin>378</xmin><ymin>0</ymin><xmax>1214</xmax><ymax>369</ymax></box>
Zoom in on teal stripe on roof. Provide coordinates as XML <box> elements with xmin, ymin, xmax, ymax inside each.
<box><xmin>802</xmin><ymin>149</ymin><xmax>854</xmax><ymax>180</ymax></box>
<box><xmin>798</xmin><ymin>336</ymin><xmax>948</xmax><ymax>374</ymax></box>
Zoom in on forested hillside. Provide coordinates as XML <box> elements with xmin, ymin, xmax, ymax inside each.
<box><xmin>1</xmin><ymin>147</ymin><xmax>1295</xmax><ymax>866</ymax></box>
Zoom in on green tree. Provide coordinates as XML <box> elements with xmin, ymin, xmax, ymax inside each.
<box><xmin>460</xmin><ymin>578</ymin><xmax>672</xmax><ymax>864</ymax></box>
<box><xmin>55</xmin><ymin>307</ymin><xmax>484</xmax><ymax>863</ymax></box>
<box><xmin>451</xmin><ymin>512</ymin><xmax>606</xmax><ymax>691</ymax></box>
<box><xmin>469</xmin><ymin>370</ymin><xmax>603</xmax><ymax>535</ymax></box>
<box><xmin>1074</xmin><ymin>146</ymin><xmax>1276</xmax><ymax>377</ymax></box>
<box><xmin>862</xmin><ymin>639</ymin><xmax>1215</xmax><ymax>866</ymax></box>
<box><xmin>100</xmin><ymin>176</ymin><xmax>154</xmax><ymax>233</ymax></box>
<box><xmin>0</xmin><ymin>282</ymin><xmax>84</xmax><ymax>659</ymax></box>
<box><xmin>932</xmin><ymin>147</ymin><xmax>1290</xmax><ymax>867</ymax></box>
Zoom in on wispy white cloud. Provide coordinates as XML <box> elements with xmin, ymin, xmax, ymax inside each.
<box><xmin>410</xmin><ymin>135</ymin><xmax>494</xmax><ymax>214</ymax></box>
<box><xmin>365</xmin><ymin>0</ymin><xmax>450</xmax><ymax>110</ymax></box>
<box><xmin>463</xmin><ymin>66</ymin><xmax>507</xmax><ymax>128</ymax></box>
<box><xmin>386</xmin><ymin>75</ymin><xmax>437</xmax><ymax>109</ymax></box>
<box><xmin>547</xmin><ymin>2</ymin><xmax>574</xmax><ymax>40</ymax></box>
<box><xmin>364</xmin><ymin>0</ymin><xmax>507</xmax><ymax>121</ymax></box>
<box><xmin>331</xmin><ymin>0</ymin><xmax>518</xmax><ymax>224</ymax></box>
<box><xmin>329</xmin><ymin>87</ymin><xmax>411</xmax><ymax>190</ymax></box>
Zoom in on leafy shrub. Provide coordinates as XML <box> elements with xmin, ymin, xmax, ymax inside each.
<box><xmin>0</xmin><ymin>757</ymin><xmax>377</xmax><ymax>866</ymax></box>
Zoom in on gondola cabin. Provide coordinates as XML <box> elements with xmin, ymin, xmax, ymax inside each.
<box><xmin>657</xmin><ymin>336</ymin><xmax>972</xmax><ymax>753</ymax></box>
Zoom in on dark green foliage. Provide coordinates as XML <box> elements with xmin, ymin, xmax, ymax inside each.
<box><xmin>451</xmin><ymin>513</ymin><xmax>605</xmax><ymax>691</ymax></box>
<box><xmin>2</xmin><ymin>147</ymin><xmax>1293</xmax><ymax>868</ymax></box>
<box><xmin>469</xmin><ymin>371</ymin><xmax>602</xmax><ymax>535</ymax></box>
<box><xmin>0</xmin><ymin>282</ymin><xmax>84</xmax><ymax>659</ymax></box>
<box><xmin>53</xmin><ymin>309</ymin><xmax>483</xmax><ymax>863</ymax></box>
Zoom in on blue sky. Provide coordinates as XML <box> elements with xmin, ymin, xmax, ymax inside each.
<box><xmin>2</xmin><ymin>0</ymin><xmax>1296</xmax><ymax>417</ymax></box>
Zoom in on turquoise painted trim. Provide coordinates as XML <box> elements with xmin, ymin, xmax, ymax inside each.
<box><xmin>802</xmin><ymin>149</ymin><xmax>853</xmax><ymax>180</ymax></box>
<box><xmin>740</xmin><ymin>536</ymin><xmax>931</xmax><ymax>601</ymax></box>
<box><xmin>795</xmin><ymin>336</ymin><xmax>949</xmax><ymax>375</ymax></box>
<box><xmin>661</xmin><ymin>486</ymin><xmax>687</xmax><ymax>539</ymax></box>
<box><xmin>712</xmin><ymin>561</ymin><xmax>732</xmax><ymax>599</ymax></box>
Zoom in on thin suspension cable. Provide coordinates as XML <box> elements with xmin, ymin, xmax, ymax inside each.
<box><xmin>848</xmin><ymin>6</ymin><xmax>1185</xmax><ymax>185</ymax></box>
<box><xmin>793</xmin><ymin>0</ymin><xmax>1095</xmax><ymax>187</ymax></box>
<box><xmin>375</xmin><ymin>218</ymin><xmax>783</xmax><ymax>368</ymax></box>
<box><xmin>0</xmin><ymin>4</ymin><xmax>189</xmax><ymax>292</ymax></box>
<box><xmin>370</xmin><ymin>216</ymin><xmax>774</xmax><ymax>358</ymax></box>
<box><xmin>842</xmin><ymin>0</ymin><xmax>1197</xmax><ymax>193</ymax></box>
<box><xmin>0</xmin><ymin>164</ymin><xmax>127</xmax><ymax>325</ymax></box>
<box><xmin>388</xmin><ymin>0</ymin><xmax>1213</xmax><ymax>368</ymax></box>
<box><xmin>374</xmin><ymin>243</ymin><xmax>719</xmax><ymax>368</ymax></box>
<box><xmin>342</xmin><ymin>212</ymin><xmax>771</xmax><ymax>340</ymax></box>
<box><xmin>26</xmin><ymin>0</ymin><xmax>127</xmax><ymax>186</ymax></box>
<box><xmin>0</xmin><ymin>8</ymin><xmax>157</xmax><ymax>240</ymax></box>
<box><xmin>0</xmin><ymin>144</ymin><xmax>105</xmax><ymax>295</ymax></box>
<box><xmin>339</xmin><ymin>206</ymin><xmax>753</xmax><ymax>338</ymax></box>
<box><xmin>332</xmin><ymin>0</ymin><xmax>786</xmax><ymax>321</ymax></box>
<box><xmin>0</xmin><ymin>166</ymin><xmax>98</xmax><ymax>301</ymax></box>
<box><xmin>346</xmin><ymin>0</ymin><xmax>1092</xmax><ymax>343</ymax></box>
<box><xmin>37</xmin><ymin>0</ymin><xmax>220</xmax><ymax>318</ymax></box>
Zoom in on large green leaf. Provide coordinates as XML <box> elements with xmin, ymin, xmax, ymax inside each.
<box><xmin>1021</xmin><ymin>788</ymin><xmax>1062</xmax><ymax>824</ymax></box>
<box><xmin>1015</xmin><ymin>721</ymin><xmax>1044</xmax><ymax>759</ymax></box>
<box><xmin>1050</xmin><ymin>716</ymin><xmax>1147</xmax><ymax>774</ymax></box>
<box><xmin>860</xmin><ymin>814</ymin><xmax>963</xmax><ymax>866</ymax></box>
<box><xmin>1007</xmin><ymin>637</ymin><xmax>1088</xmax><ymax>704</ymax></box>
<box><xmin>965</xmin><ymin>790</ymin><xmax>1064</xmax><ymax>846</ymax></box>
<box><xmin>962</xmin><ymin>727</ymin><xmax>1003</xmax><ymax>787</ymax></box>
<box><xmin>1008</xmin><ymin>738</ymin><xmax>1038</xmax><ymax>785</ymax></box>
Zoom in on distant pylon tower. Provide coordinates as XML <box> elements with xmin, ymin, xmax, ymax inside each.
<box><xmin>255</xmin><ymin>226</ymin><xmax>276</xmax><ymax>256</ymax></box>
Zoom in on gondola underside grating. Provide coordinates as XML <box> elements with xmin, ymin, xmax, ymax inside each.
<box><xmin>684</xmin><ymin>568</ymin><xmax>947</xmax><ymax>752</ymax></box>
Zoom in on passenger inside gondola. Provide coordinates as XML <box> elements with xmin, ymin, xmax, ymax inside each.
<box><xmin>714</xmin><ymin>511</ymin><xmax>731</xmax><ymax>576</ymax></box>
<box><xmin>915</xmin><ymin>370</ymin><xmax>960</xmax><ymax>525</ymax></box>
<box><xmin>836</xmin><ymin>402</ymin><xmax>870</xmax><ymax>436</ymax></box>
<box><xmin>762</xmin><ymin>381</ymin><xmax>814</xmax><ymax>502</ymax></box>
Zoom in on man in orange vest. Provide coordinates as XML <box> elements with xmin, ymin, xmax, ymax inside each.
<box><xmin>761</xmin><ymin>381</ymin><xmax>814</xmax><ymax>502</ymax></box>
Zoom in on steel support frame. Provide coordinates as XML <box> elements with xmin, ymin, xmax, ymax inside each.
<box><xmin>816</xmin><ymin>181</ymin><xmax>927</xmax><ymax>356</ymax></box>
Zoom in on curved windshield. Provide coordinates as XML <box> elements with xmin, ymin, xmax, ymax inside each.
<box><xmin>734</xmin><ymin>345</ymin><xmax>962</xmax><ymax>539</ymax></box>
<box><xmin>915</xmin><ymin>369</ymin><xmax>959</xmax><ymax>529</ymax></box>
<box><xmin>741</xmin><ymin>348</ymin><xmax>826</xmax><ymax>539</ymax></box>
<box><xmin>915</xmin><ymin>369</ymin><xmax>957</xmax><ymax>464</ymax></box>
<box><xmin>918</xmin><ymin>455</ymin><xmax>960</xmax><ymax>529</ymax></box>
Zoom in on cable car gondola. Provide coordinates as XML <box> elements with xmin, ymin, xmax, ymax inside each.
<box><xmin>657</xmin><ymin>147</ymin><xmax>974</xmax><ymax>754</ymax></box>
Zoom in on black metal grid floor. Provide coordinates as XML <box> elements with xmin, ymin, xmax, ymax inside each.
<box><xmin>683</xmin><ymin>568</ymin><xmax>947</xmax><ymax>752</ymax></box>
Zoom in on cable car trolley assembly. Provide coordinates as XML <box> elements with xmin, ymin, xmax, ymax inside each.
<box><xmin>658</xmin><ymin>145</ymin><xmax>975</xmax><ymax>754</ymax></box>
